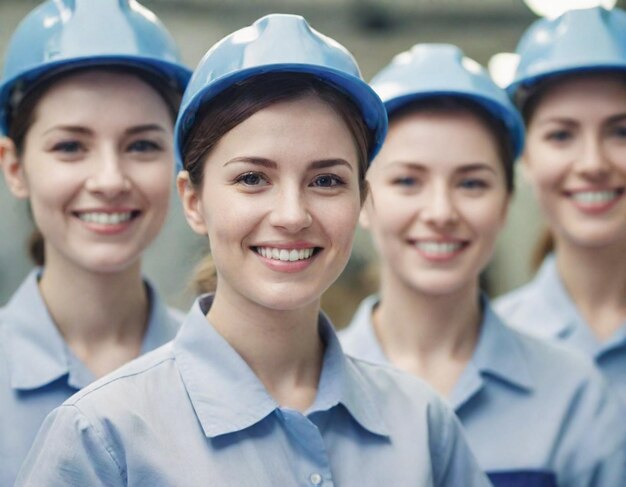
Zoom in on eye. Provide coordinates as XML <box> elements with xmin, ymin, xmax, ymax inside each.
<box><xmin>391</xmin><ymin>176</ymin><xmax>419</xmax><ymax>187</ymax></box>
<box><xmin>128</xmin><ymin>139</ymin><xmax>162</xmax><ymax>153</ymax></box>
<box><xmin>608</xmin><ymin>125</ymin><xmax>626</xmax><ymax>139</ymax></box>
<box><xmin>234</xmin><ymin>171</ymin><xmax>269</xmax><ymax>187</ymax></box>
<box><xmin>545</xmin><ymin>129</ymin><xmax>573</xmax><ymax>143</ymax></box>
<box><xmin>459</xmin><ymin>178</ymin><xmax>489</xmax><ymax>190</ymax></box>
<box><xmin>51</xmin><ymin>140</ymin><xmax>84</xmax><ymax>153</ymax></box>
<box><xmin>311</xmin><ymin>174</ymin><xmax>344</xmax><ymax>188</ymax></box>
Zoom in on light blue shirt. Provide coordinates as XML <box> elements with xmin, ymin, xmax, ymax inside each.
<box><xmin>0</xmin><ymin>270</ymin><xmax>182</xmax><ymax>487</ymax></box>
<box><xmin>494</xmin><ymin>254</ymin><xmax>626</xmax><ymax>404</ymax></box>
<box><xmin>17</xmin><ymin>294</ymin><xmax>491</xmax><ymax>487</ymax></box>
<box><xmin>340</xmin><ymin>295</ymin><xmax>626</xmax><ymax>487</ymax></box>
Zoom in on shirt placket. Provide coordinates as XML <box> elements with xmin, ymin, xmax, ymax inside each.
<box><xmin>278</xmin><ymin>408</ymin><xmax>334</xmax><ymax>487</ymax></box>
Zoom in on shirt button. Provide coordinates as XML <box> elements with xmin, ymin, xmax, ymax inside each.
<box><xmin>310</xmin><ymin>473</ymin><xmax>322</xmax><ymax>485</ymax></box>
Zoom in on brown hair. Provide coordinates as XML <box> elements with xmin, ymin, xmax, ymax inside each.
<box><xmin>182</xmin><ymin>72</ymin><xmax>373</xmax><ymax>295</ymax></box>
<box><xmin>388</xmin><ymin>96</ymin><xmax>516</xmax><ymax>193</ymax></box>
<box><xmin>7</xmin><ymin>66</ymin><xmax>182</xmax><ymax>266</ymax></box>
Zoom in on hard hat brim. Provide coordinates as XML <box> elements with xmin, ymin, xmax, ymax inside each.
<box><xmin>174</xmin><ymin>63</ymin><xmax>388</xmax><ymax>172</ymax></box>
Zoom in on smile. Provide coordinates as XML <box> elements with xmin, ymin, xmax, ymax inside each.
<box><xmin>254</xmin><ymin>246</ymin><xmax>318</xmax><ymax>262</ymax></box>
<box><xmin>569</xmin><ymin>189</ymin><xmax>623</xmax><ymax>204</ymax></box>
<box><xmin>414</xmin><ymin>241</ymin><xmax>465</xmax><ymax>255</ymax></box>
<box><xmin>74</xmin><ymin>211</ymin><xmax>139</xmax><ymax>225</ymax></box>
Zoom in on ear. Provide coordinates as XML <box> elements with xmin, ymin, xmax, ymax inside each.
<box><xmin>0</xmin><ymin>137</ymin><xmax>29</xmax><ymax>199</ymax></box>
<box><xmin>176</xmin><ymin>171</ymin><xmax>208</xmax><ymax>235</ymax></box>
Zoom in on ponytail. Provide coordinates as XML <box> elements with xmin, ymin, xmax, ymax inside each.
<box><xmin>191</xmin><ymin>254</ymin><xmax>217</xmax><ymax>295</ymax></box>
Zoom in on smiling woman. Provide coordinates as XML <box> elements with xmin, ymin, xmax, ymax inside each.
<box><xmin>339</xmin><ymin>43</ymin><xmax>626</xmax><ymax>487</ymax></box>
<box><xmin>0</xmin><ymin>1</ymin><xmax>191</xmax><ymax>484</ymax></box>
<box><xmin>16</xmin><ymin>14</ymin><xmax>492</xmax><ymax>487</ymax></box>
<box><xmin>495</xmin><ymin>6</ymin><xmax>626</xmax><ymax>406</ymax></box>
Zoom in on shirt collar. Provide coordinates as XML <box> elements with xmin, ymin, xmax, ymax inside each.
<box><xmin>340</xmin><ymin>295</ymin><xmax>389</xmax><ymax>364</ymax></box>
<box><xmin>472</xmin><ymin>297</ymin><xmax>535</xmax><ymax>390</ymax></box>
<box><xmin>2</xmin><ymin>270</ymin><xmax>179</xmax><ymax>391</ymax></box>
<box><xmin>526</xmin><ymin>254</ymin><xmax>582</xmax><ymax>337</ymax></box>
<box><xmin>2</xmin><ymin>270</ymin><xmax>71</xmax><ymax>390</ymax></box>
<box><xmin>173</xmin><ymin>294</ymin><xmax>388</xmax><ymax>439</ymax></box>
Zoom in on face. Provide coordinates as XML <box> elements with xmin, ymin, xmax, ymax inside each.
<box><xmin>363</xmin><ymin>109</ymin><xmax>509</xmax><ymax>296</ymax></box>
<box><xmin>524</xmin><ymin>74</ymin><xmax>626</xmax><ymax>250</ymax></box>
<box><xmin>178</xmin><ymin>95</ymin><xmax>362</xmax><ymax>311</ymax></box>
<box><xmin>0</xmin><ymin>70</ymin><xmax>174</xmax><ymax>274</ymax></box>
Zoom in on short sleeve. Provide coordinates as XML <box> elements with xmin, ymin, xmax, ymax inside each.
<box><xmin>15</xmin><ymin>404</ymin><xmax>124</xmax><ymax>487</ymax></box>
<box><xmin>427</xmin><ymin>398</ymin><xmax>492</xmax><ymax>487</ymax></box>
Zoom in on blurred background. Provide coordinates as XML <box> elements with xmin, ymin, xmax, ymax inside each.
<box><xmin>1</xmin><ymin>0</ymin><xmax>622</xmax><ymax>326</ymax></box>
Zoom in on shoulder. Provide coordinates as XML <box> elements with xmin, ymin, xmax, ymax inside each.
<box><xmin>493</xmin><ymin>281</ymin><xmax>543</xmax><ymax>318</ymax></box>
<box><xmin>66</xmin><ymin>343</ymin><xmax>177</xmax><ymax>408</ymax></box>
<box><xmin>499</xmin><ymin>319</ymin><xmax>602</xmax><ymax>390</ymax></box>
<box><xmin>345</xmin><ymin>354</ymin><xmax>446</xmax><ymax>412</ymax></box>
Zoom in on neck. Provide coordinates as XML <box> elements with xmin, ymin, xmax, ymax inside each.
<box><xmin>207</xmin><ymin>284</ymin><xmax>324</xmax><ymax>411</ymax></box>
<box><xmin>373</xmin><ymin>268</ymin><xmax>481</xmax><ymax>396</ymax></box>
<box><xmin>39</xmin><ymin>255</ymin><xmax>149</xmax><ymax>377</ymax></box>
<box><xmin>555</xmin><ymin>238</ymin><xmax>626</xmax><ymax>339</ymax></box>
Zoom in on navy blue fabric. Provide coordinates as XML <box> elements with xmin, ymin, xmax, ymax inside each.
<box><xmin>488</xmin><ymin>470</ymin><xmax>557</xmax><ymax>487</ymax></box>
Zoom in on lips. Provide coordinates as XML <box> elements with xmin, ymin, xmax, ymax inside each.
<box><xmin>72</xmin><ymin>210</ymin><xmax>141</xmax><ymax>225</ymax></box>
<box><xmin>564</xmin><ymin>187</ymin><xmax>624</xmax><ymax>212</ymax></box>
<box><xmin>409</xmin><ymin>238</ymin><xmax>469</xmax><ymax>261</ymax></box>
<box><xmin>253</xmin><ymin>246</ymin><xmax>320</xmax><ymax>262</ymax></box>
<box><xmin>567</xmin><ymin>188</ymin><xmax>623</xmax><ymax>203</ymax></box>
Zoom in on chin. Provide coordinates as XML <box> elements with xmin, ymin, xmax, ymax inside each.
<box><xmin>249</xmin><ymin>285</ymin><xmax>324</xmax><ymax>312</ymax></box>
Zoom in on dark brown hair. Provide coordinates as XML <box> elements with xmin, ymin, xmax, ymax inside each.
<box><xmin>388</xmin><ymin>96</ymin><xmax>516</xmax><ymax>193</ymax></box>
<box><xmin>183</xmin><ymin>72</ymin><xmax>373</xmax><ymax>295</ymax></box>
<box><xmin>8</xmin><ymin>66</ymin><xmax>182</xmax><ymax>266</ymax></box>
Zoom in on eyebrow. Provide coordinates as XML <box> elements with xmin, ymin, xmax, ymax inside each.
<box><xmin>386</xmin><ymin>161</ymin><xmax>497</xmax><ymax>174</ymax></box>
<box><xmin>224</xmin><ymin>157</ymin><xmax>353</xmax><ymax>171</ymax></box>
<box><xmin>42</xmin><ymin>124</ymin><xmax>167</xmax><ymax>137</ymax></box>
<box><xmin>605</xmin><ymin>113</ymin><xmax>626</xmax><ymax>125</ymax></box>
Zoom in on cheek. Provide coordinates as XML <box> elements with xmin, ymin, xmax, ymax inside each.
<box><xmin>464</xmin><ymin>196</ymin><xmax>508</xmax><ymax>234</ymax></box>
<box><xmin>317</xmin><ymin>195</ymin><xmax>361</xmax><ymax>246</ymax></box>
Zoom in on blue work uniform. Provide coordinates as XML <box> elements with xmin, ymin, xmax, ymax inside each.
<box><xmin>0</xmin><ymin>270</ymin><xmax>182</xmax><ymax>487</ymax></box>
<box><xmin>17</xmin><ymin>294</ymin><xmax>491</xmax><ymax>487</ymax></box>
<box><xmin>495</xmin><ymin>254</ymin><xmax>626</xmax><ymax>404</ymax></box>
<box><xmin>340</xmin><ymin>295</ymin><xmax>626</xmax><ymax>487</ymax></box>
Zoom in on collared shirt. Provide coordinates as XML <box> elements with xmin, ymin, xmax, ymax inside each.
<box><xmin>0</xmin><ymin>270</ymin><xmax>182</xmax><ymax>487</ymax></box>
<box><xmin>340</xmin><ymin>295</ymin><xmax>626</xmax><ymax>487</ymax></box>
<box><xmin>17</xmin><ymin>294</ymin><xmax>491</xmax><ymax>487</ymax></box>
<box><xmin>494</xmin><ymin>254</ymin><xmax>626</xmax><ymax>403</ymax></box>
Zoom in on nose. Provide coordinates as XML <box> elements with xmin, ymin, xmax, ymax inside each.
<box><xmin>268</xmin><ymin>185</ymin><xmax>313</xmax><ymax>233</ymax></box>
<box><xmin>575</xmin><ymin>135</ymin><xmax>611</xmax><ymax>180</ymax></box>
<box><xmin>84</xmin><ymin>150</ymin><xmax>131</xmax><ymax>198</ymax></box>
<box><xmin>420</xmin><ymin>183</ymin><xmax>459</xmax><ymax>228</ymax></box>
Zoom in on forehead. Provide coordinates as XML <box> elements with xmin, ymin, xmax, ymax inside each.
<box><xmin>534</xmin><ymin>73</ymin><xmax>626</xmax><ymax>117</ymax></box>
<box><xmin>22</xmin><ymin>70</ymin><xmax>174</xmax><ymax>138</ymax></box>
<box><xmin>205</xmin><ymin>95</ymin><xmax>359</xmax><ymax>166</ymax></box>
<box><xmin>374</xmin><ymin>109</ymin><xmax>500</xmax><ymax>168</ymax></box>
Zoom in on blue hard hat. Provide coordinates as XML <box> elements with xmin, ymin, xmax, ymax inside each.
<box><xmin>509</xmin><ymin>6</ymin><xmax>626</xmax><ymax>100</ymax></box>
<box><xmin>371</xmin><ymin>44</ymin><xmax>524</xmax><ymax>160</ymax></box>
<box><xmin>174</xmin><ymin>13</ymin><xmax>387</xmax><ymax>171</ymax></box>
<box><xmin>0</xmin><ymin>0</ymin><xmax>192</xmax><ymax>134</ymax></box>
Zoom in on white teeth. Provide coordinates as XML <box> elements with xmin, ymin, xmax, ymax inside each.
<box><xmin>415</xmin><ymin>241</ymin><xmax>462</xmax><ymax>254</ymax></box>
<box><xmin>571</xmin><ymin>190</ymin><xmax>619</xmax><ymax>204</ymax></box>
<box><xmin>77</xmin><ymin>212</ymin><xmax>133</xmax><ymax>224</ymax></box>
<box><xmin>256</xmin><ymin>247</ymin><xmax>316</xmax><ymax>262</ymax></box>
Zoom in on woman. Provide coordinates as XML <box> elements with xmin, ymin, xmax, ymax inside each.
<box><xmin>16</xmin><ymin>15</ymin><xmax>491</xmax><ymax>486</ymax></box>
<box><xmin>0</xmin><ymin>0</ymin><xmax>191</xmax><ymax>484</ymax></box>
<box><xmin>494</xmin><ymin>7</ymin><xmax>626</xmax><ymax>404</ymax></box>
<box><xmin>340</xmin><ymin>44</ymin><xmax>626</xmax><ymax>487</ymax></box>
